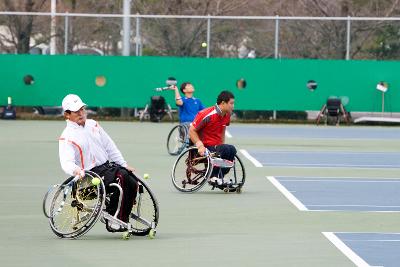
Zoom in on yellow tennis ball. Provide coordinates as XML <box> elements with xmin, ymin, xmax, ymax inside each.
<box><xmin>91</xmin><ymin>177</ymin><xmax>101</xmax><ymax>186</ymax></box>
<box><xmin>201</xmin><ymin>42</ymin><xmax>207</xmax><ymax>48</ymax></box>
<box><xmin>143</xmin><ymin>173</ymin><xmax>150</xmax><ymax>179</ymax></box>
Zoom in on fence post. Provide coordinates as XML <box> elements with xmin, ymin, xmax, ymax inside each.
<box><xmin>122</xmin><ymin>0</ymin><xmax>131</xmax><ymax>56</ymax></box>
<box><xmin>50</xmin><ymin>0</ymin><xmax>57</xmax><ymax>54</ymax></box>
<box><xmin>274</xmin><ymin>15</ymin><xmax>280</xmax><ymax>59</ymax></box>
<box><xmin>206</xmin><ymin>15</ymin><xmax>211</xmax><ymax>58</ymax></box>
<box><xmin>64</xmin><ymin>13</ymin><xmax>69</xmax><ymax>55</ymax></box>
<box><xmin>121</xmin><ymin>0</ymin><xmax>131</xmax><ymax>117</ymax></box>
<box><xmin>273</xmin><ymin>15</ymin><xmax>280</xmax><ymax>120</ymax></box>
<box><xmin>135</xmin><ymin>15</ymin><xmax>141</xmax><ymax>56</ymax></box>
<box><xmin>346</xmin><ymin>16</ymin><xmax>351</xmax><ymax>60</ymax></box>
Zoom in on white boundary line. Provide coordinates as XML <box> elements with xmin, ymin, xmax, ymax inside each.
<box><xmin>322</xmin><ymin>232</ymin><xmax>371</xmax><ymax>267</ymax></box>
<box><xmin>277</xmin><ymin>179</ymin><xmax>400</xmax><ymax>183</ymax></box>
<box><xmin>266</xmin><ymin>176</ymin><xmax>307</xmax><ymax>211</ymax></box>
<box><xmin>239</xmin><ymin>149</ymin><xmax>262</xmax><ymax>167</ymax></box>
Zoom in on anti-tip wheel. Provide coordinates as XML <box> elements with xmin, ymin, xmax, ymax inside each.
<box><xmin>122</xmin><ymin>231</ymin><xmax>130</xmax><ymax>240</ymax></box>
<box><xmin>236</xmin><ymin>187</ymin><xmax>242</xmax><ymax>194</ymax></box>
<box><xmin>149</xmin><ymin>229</ymin><xmax>156</xmax><ymax>239</ymax></box>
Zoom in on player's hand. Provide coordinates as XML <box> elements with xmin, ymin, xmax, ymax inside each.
<box><xmin>126</xmin><ymin>165</ymin><xmax>136</xmax><ymax>173</ymax></box>
<box><xmin>197</xmin><ymin>145</ymin><xmax>206</xmax><ymax>156</ymax></box>
<box><xmin>73</xmin><ymin>169</ymin><xmax>85</xmax><ymax>179</ymax></box>
<box><xmin>170</xmin><ymin>85</ymin><xmax>178</xmax><ymax>91</ymax></box>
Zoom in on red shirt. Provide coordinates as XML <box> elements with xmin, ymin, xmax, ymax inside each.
<box><xmin>191</xmin><ymin>105</ymin><xmax>230</xmax><ymax>147</ymax></box>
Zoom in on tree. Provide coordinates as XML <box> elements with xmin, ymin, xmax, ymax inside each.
<box><xmin>0</xmin><ymin>0</ymin><xmax>47</xmax><ymax>53</ymax></box>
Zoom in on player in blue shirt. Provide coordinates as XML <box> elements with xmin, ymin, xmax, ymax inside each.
<box><xmin>172</xmin><ymin>82</ymin><xmax>205</xmax><ymax>123</ymax></box>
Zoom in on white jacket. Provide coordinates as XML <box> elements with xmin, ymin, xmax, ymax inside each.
<box><xmin>59</xmin><ymin>119</ymin><xmax>127</xmax><ymax>176</ymax></box>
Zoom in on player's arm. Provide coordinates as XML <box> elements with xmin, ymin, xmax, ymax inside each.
<box><xmin>173</xmin><ymin>86</ymin><xmax>183</xmax><ymax>106</ymax></box>
<box><xmin>59</xmin><ymin>138</ymin><xmax>84</xmax><ymax>177</ymax></box>
<box><xmin>221</xmin><ymin>127</ymin><xmax>226</xmax><ymax>144</ymax></box>
<box><xmin>189</xmin><ymin>125</ymin><xmax>206</xmax><ymax>156</ymax></box>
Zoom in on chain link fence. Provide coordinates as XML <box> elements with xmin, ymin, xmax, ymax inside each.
<box><xmin>1</xmin><ymin>12</ymin><xmax>400</xmax><ymax>60</ymax></box>
<box><xmin>1</xmin><ymin>12</ymin><xmax>400</xmax><ymax>121</ymax></box>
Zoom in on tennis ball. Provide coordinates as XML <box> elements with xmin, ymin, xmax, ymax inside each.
<box><xmin>91</xmin><ymin>177</ymin><xmax>101</xmax><ymax>186</ymax></box>
<box><xmin>143</xmin><ymin>173</ymin><xmax>150</xmax><ymax>179</ymax></box>
<box><xmin>201</xmin><ymin>42</ymin><xmax>207</xmax><ymax>48</ymax></box>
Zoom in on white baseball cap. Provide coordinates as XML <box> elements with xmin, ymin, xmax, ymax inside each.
<box><xmin>62</xmin><ymin>94</ymin><xmax>86</xmax><ymax>112</ymax></box>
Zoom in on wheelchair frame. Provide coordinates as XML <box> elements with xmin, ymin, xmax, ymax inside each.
<box><xmin>166</xmin><ymin>123</ymin><xmax>190</xmax><ymax>155</ymax></box>
<box><xmin>171</xmin><ymin>146</ymin><xmax>246</xmax><ymax>193</ymax></box>
<box><xmin>43</xmin><ymin>170</ymin><xmax>159</xmax><ymax>239</ymax></box>
<box><xmin>139</xmin><ymin>96</ymin><xmax>174</xmax><ymax>122</ymax></box>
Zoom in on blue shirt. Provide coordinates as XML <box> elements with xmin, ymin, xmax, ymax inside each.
<box><xmin>178</xmin><ymin>97</ymin><xmax>205</xmax><ymax>123</ymax></box>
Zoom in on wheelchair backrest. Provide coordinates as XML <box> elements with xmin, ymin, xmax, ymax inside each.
<box><xmin>326</xmin><ymin>98</ymin><xmax>341</xmax><ymax>115</ymax></box>
<box><xmin>150</xmin><ymin>96</ymin><xmax>167</xmax><ymax>111</ymax></box>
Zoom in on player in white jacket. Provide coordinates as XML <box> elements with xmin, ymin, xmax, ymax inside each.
<box><xmin>59</xmin><ymin>94</ymin><xmax>137</xmax><ymax>232</ymax></box>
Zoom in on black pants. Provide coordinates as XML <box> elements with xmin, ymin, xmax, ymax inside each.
<box><xmin>206</xmin><ymin>144</ymin><xmax>237</xmax><ymax>178</ymax></box>
<box><xmin>91</xmin><ymin>162</ymin><xmax>138</xmax><ymax>223</ymax></box>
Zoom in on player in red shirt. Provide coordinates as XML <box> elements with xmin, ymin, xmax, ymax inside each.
<box><xmin>189</xmin><ymin>91</ymin><xmax>236</xmax><ymax>185</ymax></box>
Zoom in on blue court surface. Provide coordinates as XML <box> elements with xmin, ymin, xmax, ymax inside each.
<box><xmin>268</xmin><ymin>177</ymin><xmax>400</xmax><ymax>212</ymax></box>
<box><xmin>229</xmin><ymin>125</ymin><xmax>400</xmax><ymax>140</ymax></box>
<box><xmin>246</xmin><ymin>150</ymin><xmax>400</xmax><ymax>168</ymax></box>
<box><xmin>323</xmin><ymin>232</ymin><xmax>400</xmax><ymax>267</ymax></box>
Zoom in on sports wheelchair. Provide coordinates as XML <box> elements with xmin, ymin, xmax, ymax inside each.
<box><xmin>139</xmin><ymin>95</ymin><xmax>173</xmax><ymax>122</ymax></box>
<box><xmin>171</xmin><ymin>147</ymin><xmax>245</xmax><ymax>193</ymax></box>
<box><xmin>166</xmin><ymin>123</ymin><xmax>190</xmax><ymax>155</ymax></box>
<box><xmin>316</xmin><ymin>97</ymin><xmax>350</xmax><ymax>126</ymax></box>
<box><xmin>43</xmin><ymin>170</ymin><xmax>159</xmax><ymax>240</ymax></box>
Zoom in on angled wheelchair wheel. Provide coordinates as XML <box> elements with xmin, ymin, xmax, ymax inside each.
<box><xmin>219</xmin><ymin>154</ymin><xmax>246</xmax><ymax>193</ymax></box>
<box><xmin>171</xmin><ymin>147</ymin><xmax>211</xmax><ymax>193</ymax></box>
<box><xmin>167</xmin><ymin>124</ymin><xmax>189</xmax><ymax>155</ymax></box>
<box><xmin>129</xmin><ymin>177</ymin><xmax>159</xmax><ymax>236</ymax></box>
<box><xmin>43</xmin><ymin>183</ymin><xmax>61</xmax><ymax>218</ymax></box>
<box><xmin>48</xmin><ymin>171</ymin><xmax>105</xmax><ymax>239</ymax></box>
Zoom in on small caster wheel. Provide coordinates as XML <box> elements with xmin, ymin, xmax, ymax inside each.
<box><xmin>223</xmin><ymin>188</ymin><xmax>229</xmax><ymax>193</ymax></box>
<box><xmin>236</xmin><ymin>187</ymin><xmax>242</xmax><ymax>194</ymax></box>
<box><xmin>122</xmin><ymin>231</ymin><xmax>130</xmax><ymax>240</ymax></box>
<box><xmin>149</xmin><ymin>229</ymin><xmax>156</xmax><ymax>239</ymax></box>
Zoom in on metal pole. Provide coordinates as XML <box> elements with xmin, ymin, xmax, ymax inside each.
<box><xmin>274</xmin><ymin>15</ymin><xmax>279</xmax><ymax>59</ymax></box>
<box><xmin>50</xmin><ymin>0</ymin><xmax>57</xmax><ymax>54</ymax></box>
<box><xmin>64</xmin><ymin>13</ymin><xmax>69</xmax><ymax>54</ymax></box>
<box><xmin>273</xmin><ymin>15</ymin><xmax>279</xmax><ymax>120</ymax></box>
<box><xmin>135</xmin><ymin>16</ymin><xmax>140</xmax><ymax>56</ymax></box>
<box><xmin>122</xmin><ymin>0</ymin><xmax>131</xmax><ymax>56</ymax></box>
<box><xmin>206</xmin><ymin>15</ymin><xmax>211</xmax><ymax>58</ymax></box>
<box><xmin>121</xmin><ymin>0</ymin><xmax>131</xmax><ymax>118</ymax></box>
<box><xmin>346</xmin><ymin>16</ymin><xmax>351</xmax><ymax>60</ymax></box>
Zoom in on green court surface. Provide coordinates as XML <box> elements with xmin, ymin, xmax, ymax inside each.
<box><xmin>0</xmin><ymin>120</ymin><xmax>399</xmax><ymax>267</ymax></box>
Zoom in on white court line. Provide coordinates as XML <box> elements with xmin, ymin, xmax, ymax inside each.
<box><xmin>306</xmin><ymin>209</ymin><xmax>400</xmax><ymax>213</ymax></box>
<box><xmin>260</xmin><ymin>163</ymin><xmax>400</xmax><ymax>168</ymax></box>
<box><xmin>266</xmin><ymin>176</ymin><xmax>307</xmax><ymax>211</ymax></box>
<box><xmin>225</xmin><ymin>130</ymin><xmax>232</xmax><ymax>138</ymax></box>
<box><xmin>278</xmin><ymin>179</ymin><xmax>400</xmax><ymax>183</ymax></box>
<box><xmin>274</xmin><ymin>175</ymin><xmax>400</xmax><ymax>180</ymax></box>
<box><xmin>322</xmin><ymin>232</ymin><xmax>371</xmax><ymax>267</ymax></box>
<box><xmin>344</xmin><ymin>239</ymin><xmax>400</xmax><ymax>242</ymax></box>
<box><xmin>307</xmin><ymin>204</ymin><xmax>400</xmax><ymax>208</ymax></box>
<box><xmin>239</xmin><ymin>149</ymin><xmax>262</xmax><ymax>167</ymax></box>
<box><xmin>255</xmin><ymin>151</ymin><xmax>399</xmax><ymax>155</ymax></box>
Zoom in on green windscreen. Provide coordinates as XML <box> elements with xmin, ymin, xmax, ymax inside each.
<box><xmin>1</xmin><ymin>54</ymin><xmax>398</xmax><ymax>112</ymax></box>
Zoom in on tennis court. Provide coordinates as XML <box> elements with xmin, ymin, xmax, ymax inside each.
<box><xmin>1</xmin><ymin>121</ymin><xmax>399</xmax><ymax>267</ymax></box>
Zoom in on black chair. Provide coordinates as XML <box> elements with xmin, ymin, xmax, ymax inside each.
<box><xmin>316</xmin><ymin>98</ymin><xmax>349</xmax><ymax>125</ymax></box>
<box><xmin>139</xmin><ymin>95</ymin><xmax>173</xmax><ymax>122</ymax></box>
